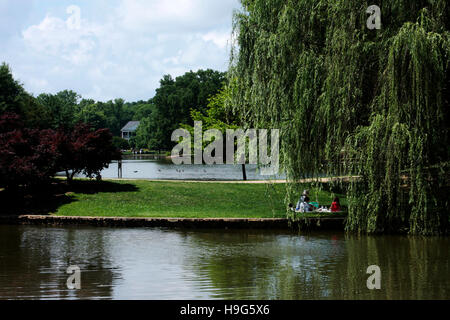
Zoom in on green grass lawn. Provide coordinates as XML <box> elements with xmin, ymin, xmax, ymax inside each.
<box><xmin>50</xmin><ymin>179</ymin><xmax>346</xmax><ymax>219</ymax></box>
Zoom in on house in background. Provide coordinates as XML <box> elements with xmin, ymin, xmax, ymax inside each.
<box><xmin>121</xmin><ymin>121</ymin><xmax>140</xmax><ymax>141</ymax></box>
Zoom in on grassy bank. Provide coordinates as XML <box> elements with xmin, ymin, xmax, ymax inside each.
<box><xmin>48</xmin><ymin>180</ymin><xmax>346</xmax><ymax>218</ymax></box>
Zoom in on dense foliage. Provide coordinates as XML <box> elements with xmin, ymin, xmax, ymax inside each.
<box><xmin>0</xmin><ymin>113</ymin><xmax>58</xmax><ymax>188</ymax></box>
<box><xmin>230</xmin><ymin>0</ymin><xmax>449</xmax><ymax>234</ymax></box>
<box><xmin>0</xmin><ymin>66</ymin><xmax>121</xmax><ymax>188</ymax></box>
<box><xmin>1</xmin><ymin>63</ymin><xmax>225</xmax><ymax>152</ymax></box>
<box><xmin>0</xmin><ymin>113</ymin><xmax>120</xmax><ymax>188</ymax></box>
<box><xmin>136</xmin><ymin>69</ymin><xmax>226</xmax><ymax>151</ymax></box>
<box><xmin>53</xmin><ymin>123</ymin><xmax>121</xmax><ymax>182</ymax></box>
<box><xmin>1</xmin><ymin>62</ymin><xmax>228</xmax><ymax>188</ymax></box>
<box><xmin>0</xmin><ymin>64</ymin><xmax>51</xmax><ymax>128</ymax></box>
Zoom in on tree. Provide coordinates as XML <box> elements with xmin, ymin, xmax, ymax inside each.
<box><xmin>37</xmin><ymin>90</ymin><xmax>80</xmax><ymax>129</ymax></box>
<box><xmin>0</xmin><ymin>113</ymin><xmax>58</xmax><ymax>189</ymax></box>
<box><xmin>130</xmin><ymin>102</ymin><xmax>154</xmax><ymax>121</ymax></box>
<box><xmin>186</xmin><ymin>83</ymin><xmax>281</xmax><ymax>181</ymax></box>
<box><xmin>54</xmin><ymin>123</ymin><xmax>121</xmax><ymax>183</ymax></box>
<box><xmin>0</xmin><ymin>63</ymin><xmax>24</xmax><ymax>114</ymax></box>
<box><xmin>230</xmin><ymin>0</ymin><xmax>449</xmax><ymax>235</ymax></box>
<box><xmin>0</xmin><ymin>63</ymin><xmax>51</xmax><ymax>128</ymax></box>
<box><xmin>181</xmin><ymin>84</ymin><xmax>250</xmax><ymax>180</ymax></box>
<box><xmin>76</xmin><ymin>102</ymin><xmax>108</xmax><ymax>130</ymax></box>
<box><xmin>148</xmin><ymin>70</ymin><xmax>226</xmax><ymax>151</ymax></box>
<box><xmin>0</xmin><ymin>64</ymin><xmax>123</xmax><ymax>187</ymax></box>
<box><xmin>189</xmin><ymin>84</ymin><xmax>238</xmax><ymax>132</ymax></box>
<box><xmin>112</xmin><ymin>136</ymin><xmax>129</xmax><ymax>150</ymax></box>
<box><xmin>133</xmin><ymin>117</ymin><xmax>153</xmax><ymax>149</ymax></box>
<box><xmin>100</xmin><ymin>99</ymin><xmax>127</xmax><ymax>136</ymax></box>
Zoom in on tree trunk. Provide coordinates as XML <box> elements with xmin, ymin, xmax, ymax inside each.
<box><xmin>242</xmin><ymin>164</ymin><xmax>247</xmax><ymax>181</ymax></box>
<box><xmin>65</xmin><ymin>170</ymin><xmax>76</xmax><ymax>184</ymax></box>
<box><xmin>65</xmin><ymin>170</ymin><xmax>71</xmax><ymax>184</ymax></box>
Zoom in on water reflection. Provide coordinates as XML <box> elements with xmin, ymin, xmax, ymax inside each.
<box><xmin>183</xmin><ymin>231</ymin><xmax>348</xmax><ymax>299</ymax></box>
<box><xmin>185</xmin><ymin>231</ymin><xmax>449</xmax><ymax>299</ymax></box>
<box><xmin>0</xmin><ymin>226</ymin><xmax>448</xmax><ymax>299</ymax></box>
<box><xmin>0</xmin><ymin>225</ymin><xmax>118</xmax><ymax>299</ymax></box>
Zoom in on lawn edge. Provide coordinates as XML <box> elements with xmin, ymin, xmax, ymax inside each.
<box><xmin>0</xmin><ymin>215</ymin><xmax>346</xmax><ymax>230</ymax></box>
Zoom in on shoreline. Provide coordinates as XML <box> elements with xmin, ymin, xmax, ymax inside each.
<box><xmin>0</xmin><ymin>215</ymin><xmax>346</xmax><ymax>230</ymax></box>
<box><xmin>102</xmin><ymin>178</ymin><xmax>289</xmax><ymax>183</ymax></box>
<box><xmin>55</xmin><ymin>175</ymin><xmax>358</xmax><ymax>184</ymax></box>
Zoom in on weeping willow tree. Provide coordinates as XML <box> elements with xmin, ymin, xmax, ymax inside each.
<box><xmin>229</xmin><ymin>0</ymin><xmax>449</xmax><ymax>235</ymax></box>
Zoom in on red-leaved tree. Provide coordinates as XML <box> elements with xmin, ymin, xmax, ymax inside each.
<box><xmin>0</xmin><ymin>113</ymin><xmax>59</xmax><ymax>189</ymax></box>
<box><xmin>54</xmin><ymin>123</ymin><xmax>121</xmax><ymax>183</ymax></box>
<box><xmin>1</xmin><ymin>114</ymin><xmax>121</xmax><ymax>188</ymax></box>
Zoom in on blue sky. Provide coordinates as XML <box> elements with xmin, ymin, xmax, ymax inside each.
<box><xmin>0</xmin><ymin>0</ymin><xmax>241</xmax><ymax>102</ymax></box>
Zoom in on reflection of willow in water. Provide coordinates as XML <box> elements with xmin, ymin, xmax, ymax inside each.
<box><xmin>0</xmin><ymin>226</ymin><xmax>120</xmax><ymax>299</ymax></box>
<box><xmin>184</xmin><ymin>231</ymin><xmax>449</xmax><ymax>300</ymax></box>
<box><xmin>330</xmin><ymin>235</ymin><xmax>450</xmax><ymax>300</ymax></box>
<box><xmin>182</xmin><ymin>231</ymin><xmax>347</xmax><ymax>299</ymax></box>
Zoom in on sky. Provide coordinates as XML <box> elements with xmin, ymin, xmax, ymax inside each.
<box><xmin>0</xmin><ymin>0</ymin><xmax>241</xmax><ymax>102</ymax></box>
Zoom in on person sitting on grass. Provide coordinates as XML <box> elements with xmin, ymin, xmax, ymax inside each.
<box><xmin>295</xmin><ymin>190</ymin><xmax>310</xmax><ymax>212</ymax></box>
<box><xmin>330</xmin><ymin>197</ymin><xmax>341</xmax><ymax>212</ymax></box>
<box><xmin>295</xmin><ymin>190</ymin><xmax>309</xmax><ymax>210</ymax></box>
<box><xmin>303</xmin><ymin>196</ymin><xmax>312</xmax><ymax>212</ymax></box>
<box><xmin>296</xmin><ymin>196</ymin><xmax>312</xmax><ymax>212</ymax></box>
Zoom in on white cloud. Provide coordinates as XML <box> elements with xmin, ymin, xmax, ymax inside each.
<box><xmin>22</xmin><ymin>14</ymin><xmax>103</xmax><ymax>66</ymax></box>
<box><xmin>116</xmin><ymin>0</ymin><xmax>236</xmax><ymax>32</ymax></box>
<box><xmin>201</xmin><ymin>30</ymin><xmax>230</xmax><ymax>49</ymax></box>
<box><xmin>1</xmin><ymin>0</ymin><xmax>240</xmax><ymax>101</ymax></box>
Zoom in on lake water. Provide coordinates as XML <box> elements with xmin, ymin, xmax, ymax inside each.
<box><xmin>0</xmin><ymin>225</ymin><xmax>448</xmax><ymax>300</ymax></box>
<box><xmin>59</xmin><ymin>156</ymin><xmax>286</xmax><ymax>180</ymax></box>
